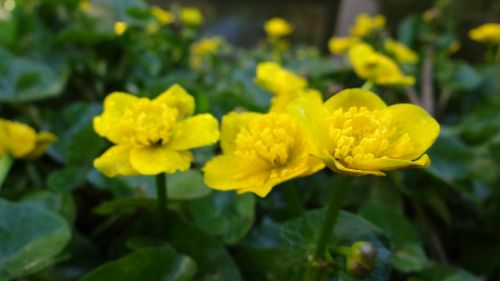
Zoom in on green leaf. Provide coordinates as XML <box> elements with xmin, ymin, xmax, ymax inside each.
<box><xmin>188</xmin><ymin>191</ymin><xmax>255</xmax><ymax>244</ymax></box>
<box><xmin>391</xmin><ymin>243</ymin><xmax>428</xmax><ymax>273</ymax></box>
<box><xmin>0</xmin><ymin>199</ymin><xmax>71</xmax><ymax>280</ymax></box>
<box><xmin>22</xmin><ymin>190</ymin><xmax>77</xmax><ymax>225</ymax></box>
<box><xmin>167</xmin><ymin>170</ymin><xmax>211</xmax><ymax>200</ymax></box>
<box><xmin>451</xmin><ymin>63</ymin><xmax>482</xmax><ymax>92</ymax></box>
<box><xmin>0</xmin><ymin>49</ymin><xmax>66</xmax><ymax>103</ymax></box>
<box><xmin>47</xmin><ymin>166</ymin><xmax>87</xmax><ymax>191</ymax></box>
<box><xmin>408</xmin><ymin>264</ymin><xmax>481</xmax><ymax>281</ymax></box>
<box><xmin>79</xmin><ymin>247</ymin><xmax>196</xmax><ymax>281</ymax></box>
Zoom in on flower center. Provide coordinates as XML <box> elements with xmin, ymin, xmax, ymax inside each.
<box><xmin>234</xmin><ymin>114</ymin><xmax>302</xmax><ymax>167</ymax></box>
<box><xmin>327</xmin><ymin>106</ymin><xmax>415</xmax><ymax>167</ymax></box>
<box><xmin>121</xmin><ymin>99</ymin><xmax>178</xmax><ymax>146</ymax></box>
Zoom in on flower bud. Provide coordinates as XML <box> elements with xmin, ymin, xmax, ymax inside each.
<box><xmin>346</xmin><ymin>241</ymin><xmax>377</xmax><ymax>278</ymax></box>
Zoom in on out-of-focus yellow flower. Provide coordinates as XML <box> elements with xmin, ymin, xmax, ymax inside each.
<box><xmin>190</xmin><ymin>37</ymin><xmax>224</xmax><ymax>69</ymax></box>
<box><xmin>114</xmin><ymin>21</ymin><xmax>127</xmax><ymax>36</ymax></box>
<box><xmin>0</xmin><ymin>119</ymin><xmax>56</xmax><ymax>159</ymax></box>
<box><xmin>93</xmin><ymin>84</ymin><xmax>219</xmax><ymax>177</ymax></box>
<box><xmin>264</xmin><ymin>17</ymin><xmax>293</xmax><ymax>39</ymax></box>
<box><xmin>181</xmin><ymin>7</ymin><xmax>203</xmax><ymax>27</ymax></box>
<box><xmin>150</xmin><ymin>6</ymin><xmax>175</xmax><ymax>25</ymax></box>
<box><xmin>350</xmin><ymin>14</ymin><xmax>386</xmax><ymax>37</ymax></box>
<box><xmin>328</xmin><ymin>37</ymin><xmax>360</xmax><ymax>55</ymax></box>
<box><xmin>270</xmin><ymin>88</ymin><xmax>322</xmax><ymax>113</ymax></box>
<box><xmin>384</xmin><ymin>39</ymin><xmax>419</xmax><ymax>64</ymax></box>
<box><xmin>288</xmin><ymin>89</ymin><xmax>440</xmax><ymax>176</ymax></box>
<box><xmin>255</xmin><ymin>62</ymin><xmax>307</xmax><ymax>95</ymax></box>
<box><xmin>469</xmin><ymin>23</ymin><xmax>500</xmax><ymax>44</ymax></box>
<box><xmin>348</xmin><ymin>43</ymin><xmax>415</xmax><ymax>86</ymax></box>
<box><xmin>79</xmin><ymin>0</ymin><xmax>91</xmax><ymax>12</ymax></box>
<box><xmin>203</xmin><ymin>112</ymin><xmax>324</xmax><ymax>197</ymax></box>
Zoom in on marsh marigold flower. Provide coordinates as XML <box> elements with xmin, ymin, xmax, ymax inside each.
<box><xmin>350</xmin><ymin>14</ymin><xmax>385</xmax><ymax>37</ymax></box>
<box><xmin>93</xmin><ymin>84</ymin><xmax>219</xmax><ymax>177</ymax></box>
<box><xmin>203</xmin><ymin>112</ymin><xmax>324</xmax><ymax>197</ymax></box>
<box><xmin>264</xmin><ymin>18</ymin><xmax>293</xmax><ymax>39</ymax></box>
<box><xmin>181</xmin><ymin>7</ymin><xmax>203</xmax><ymax>27</ymax></box>
<box><xmin>0</xmin><ymin>119</ymin><xmax>56</xmax><ymax>159</ymax></box>
<box><xmin>114</xmin><ymin>21</ymin><xmax>127</xmax><ymax>36</ymax></box>
<box><xmin>288</xmin><ymin>89</ymin><xmax>439</xmax><ymax>176</ymax></box>
<box><xmin>348</xmin><ymin>43</ymin><xmax>415</xmax><ymax>86</ymax></box>
<box><xmin>328</xmin><ymin>37</ymin><xmax>360</xmax><ymax>55</ymax></box>
<box><xmin>190</xmin><ymin>37</ymin><xmax>223</xmax><ymax>69</ymax></box>
<box><xmin>384</xmin><ymin>39</ymin><xmax>419</xmax><ymax>64</ymax></box>
<box><xmin>468</xmin><ymin>23</ymin><xmax>500</xmax><ymax>44</ymax></box>
<box><xmin>255</xmin><ymin>62</ymin><xmax>322</xmax><ymax>113</ymax></box>
<box><xmin>150</xmin><ymin>6</ymin><xmax>175</xmax><ymax>25</ymax></box>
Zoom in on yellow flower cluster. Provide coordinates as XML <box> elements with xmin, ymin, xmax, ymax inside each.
<box><xmin>255</xmin><ymin>62</ymin><xmax>322</xmax><ymax>113</ymax></box>
<box><xmin>348</xmin><ymin>43</ymin><xmax>415</xmax><ymax>86</ymax></box>
<box><xmin>93</xmin><ymin>84</ymin><xmax>219</xmax><ymax>176</ymax></box>
<box><xmin>114</xmin><ymin>21</ymin><xmax>127</xmax><ymax>36</ymax></box>
<box><xmin>264</xmin><ymin>18</ymin><xmax>293</xmax><ymax>39</ymax></box>
<box><xmin>190</xmin><ymin>37</ymin><xmax>224</xmax><ymax>69</ymax></box>
<box><xmin>328</xmin><ymin>37</ymin><xmax>360</xmax><ymax>55</ymax></box>
<box><xmin>469</xmin><ymin>23</ymin><xmax>500</xmax><ymax>44</ymax></box>
<box><xmin>0</xmin><ymin>119</ymin><xmax>56</xmax><ymax>159</ymax></box>
<box><xmin>350</xmin><ymin>14</ymin><xmax>386</xmax><ymax>37</ymax></box>
<box><xmin>288</xmin><ymin>89</ymin><xmax>439</xmax><ymax>176</ymax></box>
<box><xmin>150</xmin><ymin>6</ymin><xmax>175</xmax><ymax>26</ymax></box>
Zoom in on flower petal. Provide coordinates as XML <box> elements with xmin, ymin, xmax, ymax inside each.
<box><xmin>24</xmin><ymin>132</ymin><xmax>57</xmax><ymax>159</ymax></box>
<box><xmin>385</xmin><ymin>104</ymin><xmax>440</xmax><ymax>160</ymax></box>
<box><xmin>270</xmin><ymin>88</ymin><xmax>322</xmax><ymax>113</ymax></box>
<box><xmin>328</xmin><ymin>158</ymin><xmax>386</xmax><ymax>176</ymax></box>
<box><xmin>167</xmin><ymin>114</ymin><xmax>220</xmax><ymax>150</ymax></box>
<box><xmin>202</xmin><ymin>154</ymin><xmax>273</xmax><ymax>197</ymax></box>
<box><xmin>93</xmin><ymin>92</ymin><xmax>138</xmax><ymax>143</ymax></box>
<box><xmin>288</xmin><ymin>95</ymin><xmax>332</xmax><ymax>157</ymax></box>
<box><xmin>130</xmin><ymin>146</ymin><xmax>193</xmax><ymax>175</ymax></box>
<box><xmin>154</xmin><ymin>84</ymin><xmax>195</xmax><ymax>119</ymax></box>
<box><xmin>352</xmin><ymin>154</ymin><xmax>431</xmax><ymax>171</ymax></box>
<box><xmin>0</xmin><ymin>119</ymin><xmax>37</xmax><ymax>158</ymax></box>
<box><xmin>220</xmin><ymin>112</ymin><xmax>262</xmax><ymax>153</ymax></box>
<box><xmin>93</xmin><ymin>145</ymin><xmax>138</xmax><ymax>177</ymax></box>
<box><xmin>324</xmin><ymin>88</ymin><xmax>386</xmax><ymax>112</ymax></box>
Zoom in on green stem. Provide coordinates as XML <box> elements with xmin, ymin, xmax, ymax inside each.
<box><xmin>155</xmin><ymin>173</ymin><xmax>167</xmax><ymax>233</ymax></box>
<box><xmin>361</xmin><ymin>80</ymin><xmax>374</xmax><ymax>91</ymax></box>
<box><xmin>0</xmin><ymin>154</ymin><xmax>14</xmax><ymax>189</ymax></box>
<box><xmin>332</xmin><ymin>246</ymin><xmax>351</xmax><ymax>257</ymax></box>
<box><xmin>282</xmin><ymin>181</ymin><xmax>305</xmax><ymax>217</ymax></box>
<box><xmin>304</xmin><ymin>175</ymin><xmax>353</xmax><ymax>281</ymax></box>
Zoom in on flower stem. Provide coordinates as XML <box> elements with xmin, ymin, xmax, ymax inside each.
<box><xmin>155</xmin><ymin>173</ymin><xmax>167</xmax><ymax>233</ymax></box>
<box><xmin>304</xmin><ymin>175</ymin><xmax>353</xmax><ymax>281</ymax></box>
<box><xmin>0</xmin><ymin>154</ymin><xmax>13</xmax><ymax>189</ymax></box>
<box><xmin>282</xmin><ymin>181</ymin><xmax>305</xmax><ymax>217</ymax></box>
<box><xmin>361</xmin><ymin>80</ymin><xmax>374</xmax><ymax>91</ymax></box>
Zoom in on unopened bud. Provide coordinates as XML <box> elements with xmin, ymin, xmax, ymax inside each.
<box><xmin>346</xmin><ymin>241</ymin><xmax>377</xmax><ymax>278</ymax></box>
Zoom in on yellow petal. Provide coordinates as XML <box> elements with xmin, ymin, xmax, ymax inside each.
<box><xmin>93</xmin><ymin>92</ymin><xmax>138</xmax><ymax>143</ymax></box>
<box><xmin>0</xmin><ymin>119</ymin><xmax>37</xmax><ymax>158</ymax></box>
<box><xmin>351</xmin><ymin>154</ymin><xmax>431</xmax><ymax>171</ymax></box>
<box><xmin>167</xmin><ymin>114</ymin><xmax>220</xmax><ymax>150</ymax></box>
<box><xmin>327</xmin><ymin>158</ymin><xmax>386</xmax><ymax>176</ymax></box>
<box><xmin>220</xmin><ymin>111</ymin><xmax>262</xmax><ymax>153</ymax></box>
<box><xmin>384</xmin><ymin>104</ymin><xmax>440</xmax><ymax>160</ymax></box>
<box><xmin>24</xmin><ymin>132</ymin><xmax>57</xmax><ymax>159</ymax></box>
<box><xmin>288</xmin><ymin>95</ymin><xmax>331</xmax><ymax>157</ymax></box>
<box><xmin>270</xmin><ymin>88</ymin><xmax>322</xmax><ymax>113</ymax></box>
<box><xmin>255</xmin><ymin>62</ymin><xmax>307</xmax><ymax>95</ymax></box>
<box><xmin>154</xmin><ymin>84</ymin><xmax>195</xmax><ymax>119</ymax></box>
<box><xmin>93</xmin><ymin>145</ymin><xmax>138</xmax><ymax>177</ymax></box>
<box><xmin>324</xmin><ymin>88</ymin><xmax>387</xmax><ymax>112</ymax></box>
<box><xmin>129</xmin><ymin>146</ymin><xmax>193</xmax><ymax>175</ymax></box>
<box><xmin>202</xmin><ymin>155</ymin><xmax>273</xmax><ymax>197</ymax></box>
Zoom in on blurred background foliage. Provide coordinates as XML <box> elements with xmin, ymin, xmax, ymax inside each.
<box><xmin>0</xmin><ymin>0</ymin><xmax>499</xmax><ymax>280</ymax></box>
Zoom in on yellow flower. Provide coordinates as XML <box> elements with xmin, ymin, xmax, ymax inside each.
<box><xmin>181</xmin><ymin>7</ymin><xmax>203</xmax><ymax>27</ymax></box>
<box><xmin>79</xmin><ymin>0</ymin><xmax>91</xmax><ymax>12</ymax></box>
<box><xmin>0</xmin><ymin>119</ymin><xmax>56</xmax><ymax>159</ymax></box>
<box><xmin>93</xmin><ymin>84</ymin><xmax>220</xmax><ymax>177</ymax></box>
<box><xmin>114</xmin><ymin>21</ymin><xmax>127</xmax><ymax>36</ymax></box>
<box><xmin>348</xmin><ymin>43</ymin><xmax>415</xmax><ymax>86</ymax></box>
<box><xmin>350</xmin><ymin>14</ymin><xmax>386</xmax><ymax>37</ymax></box>
<box><xmin>270</xmin><ymin>88</ymin><xmax>322</xmax><ymax>113</ymax></box>
<box><xmin>468</xmin><ymin>23</ymin><xmax>500</xmax><ymax>44</ymax></box>
<box><xmin>384</xmin><ymin>39</ymin><xmax>419</xmax><ymax>64</ymax></box>
<box><xmin>448</xmin><ymin>40</ymin><xmax>461</xmax><ymax>54</ymax></box>
<box><xmin>264</xmin><ymin>17</ymin><xmax>293</xmax><ymax>39</ymax></box>
<box><xmin>288</xmin><ymin>89</ymin><xmax>440</xmax><ymax>176</ymax></box>
<box><xmin>190</xmin><ymin>37</ymin><xmax>224</xmax><ymax>69</ymax></box>
<box><xmin>328</xmin><ymin>37</ymin><xmax>360</xmax><ymax>55</ymax></box>
<box><xmin>150</xmin><ymin>6</ymin><xmax>175</xmax><ymax>25</ymax></box>
<box><xmin>255</xmin><ymin>62</ymin><xmax>307</xmax><ymax>95</ymax></box>
<box><xmin>203</xmin><ymin>112</ymin><xmax>324</xmax><ymax>197</ymax></box>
